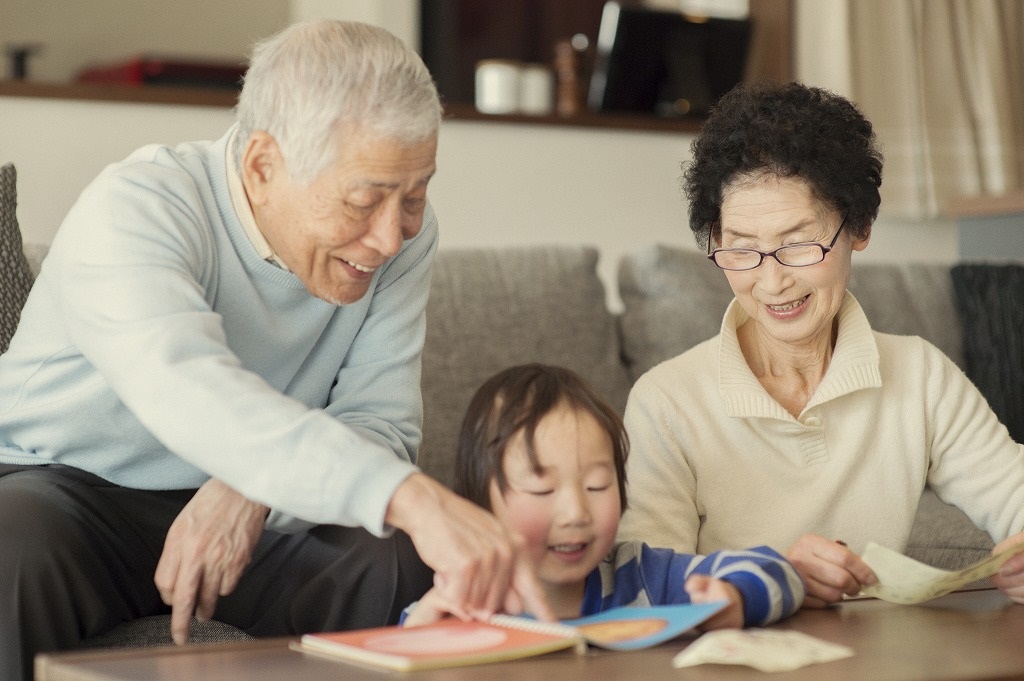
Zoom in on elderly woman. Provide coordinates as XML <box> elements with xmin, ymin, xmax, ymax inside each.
<box><xmin>617</xmin><ymin>81</ymin><xmax>1024</xmax><ymax>608</ymax></box>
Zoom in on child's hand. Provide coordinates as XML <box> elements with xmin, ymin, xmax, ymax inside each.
<box><xmin>402</xmin><ymin>586</ymin><xmax>472</xmax><ymax>627</ymax></box>
<box><xmin>684</xmin><ymin>574</ymin><xmax>744</xmax><ymax>630</ymax></box>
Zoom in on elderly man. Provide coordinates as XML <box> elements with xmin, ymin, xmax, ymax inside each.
<box><xmin>0</xmin><ymin>19</ymin><xmax>548</xmax><ymax>680</ymax></box>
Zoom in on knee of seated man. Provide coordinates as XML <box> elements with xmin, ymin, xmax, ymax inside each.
<box><xmin>0</xmin><ymin>467</ymin><xmax>113</xmax><ymax>562</ymax></box>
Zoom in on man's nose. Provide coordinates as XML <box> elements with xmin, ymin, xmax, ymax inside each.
<box><xmin>362</xmin><ymin>203</ymin><xmax>403</xmax><ymax>257</ymax></box>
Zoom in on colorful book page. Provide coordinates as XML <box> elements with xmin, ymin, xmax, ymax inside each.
<box><xmin>561</xmin><ymin>601</ymin><xmax>728</xmax><ymax>651</ymax></box>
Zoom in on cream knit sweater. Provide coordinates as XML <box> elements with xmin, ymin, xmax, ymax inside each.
<box><xmin>618</xmin><ymin>294</ymin><xmax>1024</xmax><ymax>556</ymax></box>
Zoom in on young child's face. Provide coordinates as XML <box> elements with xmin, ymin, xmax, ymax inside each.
<box><xmin>488</xmin><ymin>401</ymin><xmax>621</xmax><ymax>595</ymax></box>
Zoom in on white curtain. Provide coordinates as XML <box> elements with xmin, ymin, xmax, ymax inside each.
<box><xmin>796</xmin><ymin>0</ymin><xmax>1024</xmax><ymax>220</ymax></box>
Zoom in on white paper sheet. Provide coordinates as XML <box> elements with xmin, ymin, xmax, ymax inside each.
<box><xmin>671</xmin><ymin>629</ymin><xmax>854</xmax><ymax>672</ymax></box>
<box><xmin>859</xmin><ymin>541</ymin><xmax>1024</xmax><ymax>604</ymax></box>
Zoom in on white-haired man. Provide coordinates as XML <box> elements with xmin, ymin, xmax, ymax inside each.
<box><xmin>0</xmin><ymin>20</ymin><xmax>550</xmax><ymax>680</ymax></box>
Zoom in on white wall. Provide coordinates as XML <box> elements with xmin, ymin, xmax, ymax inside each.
<box><xmin>0</xmin><ymin>0</ymin><xmax>419</xmax><ymax>83</ymax></box>
<box><xmin>289</xmin><ymin>0</ymin><xmax>419</xmax><ymax>49</ymax></box>
<box><xmin>0</xmin><ymin>0</ymin><xmax>289</xmax><ymax>82</ymax></box>
<box><xmin>0</xmin><ymin>95</ymin><xmax>957</xmax><ymax>311</ymax></box>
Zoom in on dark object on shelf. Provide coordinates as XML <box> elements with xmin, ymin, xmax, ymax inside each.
<box><xmin>76</xmin><ymin>56</ymin><xmax>246</xmax><ymax>89</ymax></box>
<box><xmin>420</xmin><ymin>0</ymin><xmax>605</xmax><ymax>106</ymax></box>
<box><xmin>554</xmin><ymin>38</ymin><xmax>584</xmax><ymax>116</ymax></box>
<box><xmin>5</xmin><ymin>43</ymin><xmax>44</xmax><ymax>80</ymax></box>
<box><xmin>588</xmin><ymin>1</ymin><xmax>752</xmax><ymax>118</ymax></box>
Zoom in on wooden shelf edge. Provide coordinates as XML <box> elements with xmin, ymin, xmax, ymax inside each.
<box><xmin>440</xmin><ymin>102</ymin><xmax>706</xmax><ymax>134</ymax></box>
<box><xmin>1</xmin><ymin>82</ymin><xmax>704</xmax><ymax>134</ymax></box>
<box><xmin>0</xmin><ymin>80</ymin><xmax>239</xmax><ymax>108</ymax></box>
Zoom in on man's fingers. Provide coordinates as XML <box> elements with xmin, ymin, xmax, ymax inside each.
<box><xmin>387</xmin><ymin>475</ymin><xmax>555</xmax><ymax>623</ymax></box>
<box><xmin>474</xmin><ymin>541</ymin><xmax>514</xmax><ymax>619</ymax></box>
<box><xmin>170</xmin><ymin>585</ymin><xmax>197</xmax><ymax>645</ymax></box>
<box><xmin>219</xmin><ymin>558</ymin><xmax>248</xmax><ymax>597</ymax></box>
<box><xmin>510</xmin><ymin>559</ymin><xmax>555</xmax><ymax>621</ymax></box>
<box><xmin>167</xmin><ymin>560</ymin><xmax>205</xmax><ymax>644</ymax></box>
<box><xmin>153</xmin><ymin>538</ymin><xmax>181</xmax><ymax>605</ymax></box>
<box><xmin>196</xmin><ymin>571</ymin><xmax>222</xmax><ymax>622</ymax></box>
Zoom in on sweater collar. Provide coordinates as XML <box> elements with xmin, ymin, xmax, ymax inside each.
<box><xmin>718</xmin><ymin>291</ymin><xmax>882</xmax><ymax>421</ymax></box>
<box><xmin>224</xmin><ymin>126</ymin><xmax>290</xmax><ymax>271</ymax></box>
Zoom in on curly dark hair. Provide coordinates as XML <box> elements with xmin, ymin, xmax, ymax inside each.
<box><xmin>683</xmin><ymin>80</ymin><xmax>883</xmax><ymax>250</ymax></box>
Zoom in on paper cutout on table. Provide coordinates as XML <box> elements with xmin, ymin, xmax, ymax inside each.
<box><xmin>671</xmin><ymin>629</ymin><xmax>854</xmax><ymax>672</ymax></box>
<box><xmin>858</xmin><ymin>540</ymin><xmax>1024</xmax><ymax>604</ymax></box>
<box><xmin>295</xmin><ymin>601</ymin><xmax>727</xmax><ymax>671</ymax></box>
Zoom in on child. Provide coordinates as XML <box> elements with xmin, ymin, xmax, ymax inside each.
<box><xmin>404</xmin><ymin>363</ymin><xmax>805</xmax><ymax>628</ymax></box>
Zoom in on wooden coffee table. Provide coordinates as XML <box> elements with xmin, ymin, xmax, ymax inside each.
<box><xmin>35</xmin><ymin>588</ymin><xmax>1024</xmax><ymax>681</ymax></box>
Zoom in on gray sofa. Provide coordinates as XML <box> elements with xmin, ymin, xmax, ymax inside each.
<box><xmin>0</xmin><ymin>162</ymin><xmax>1003</xmax><ymax>651</ymax></box>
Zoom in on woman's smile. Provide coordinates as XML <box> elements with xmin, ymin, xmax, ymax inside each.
<box><xmin>764</xmin><ymin>294</ymin><xmax>810</xmax><ymax>318</ymax></box>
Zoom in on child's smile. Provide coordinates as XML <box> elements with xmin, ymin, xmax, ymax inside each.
<box><xmin>550</xmin><ymin>542</ymin><xmax>589</xmax><ymax>562</ymax></box>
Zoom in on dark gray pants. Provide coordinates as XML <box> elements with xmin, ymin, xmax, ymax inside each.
<box><xmin>0</xmin><ymin>463</ymin><xmax>433</xmax><ymax>681</ymax></box>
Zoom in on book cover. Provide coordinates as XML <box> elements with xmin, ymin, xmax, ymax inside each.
<box><xmin>296</xmin><ymin>601</ymin><xmax>727</xmax><ymax>670</ymax></box>
<box><xmin>296</xmin><ymin>617</ymin><xmax>583</xmax><ymax>671</ymax></box>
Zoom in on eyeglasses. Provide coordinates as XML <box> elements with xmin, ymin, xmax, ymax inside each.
<box><xmin>708</xmin><ymin>215</ymin><xmax>848</xmax><ymax>271</ymax></box>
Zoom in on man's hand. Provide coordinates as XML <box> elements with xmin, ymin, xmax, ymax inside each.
<box><xmin>385</xmin><ymin>473</ymin><xmax>555</xmax><ymax>623</ymax></box>
<box><xmin>154</xmin><ymin>478</ymin><xmax>269</xmax><ymax>644</ymax></box>
<box><xmin>402</xmin><ymin>584</ymin><xmax>471</xmax><ymax>627</ymax></box>
<box><xmin>785</xmin><ymin>534</ymin><xmax>877</xmax><ymax>608</ymax></box>
<box><xmin>991</xmin><ymin>533</ymin><xmax>1024</xmax><ymax>603</ymax></box>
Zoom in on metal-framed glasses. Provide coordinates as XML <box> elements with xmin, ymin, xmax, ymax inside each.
<box><xmin>708</xmin><ymin>215</ymin><xmax>848</xmax><ymax>271</ymax></box>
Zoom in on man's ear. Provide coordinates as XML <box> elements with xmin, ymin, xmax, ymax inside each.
<box><xmin>240</xmin><ymin>131</ymin><xmax>281</xmax><ymax>206</ymax></box>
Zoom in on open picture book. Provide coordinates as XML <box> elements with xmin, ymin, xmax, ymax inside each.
<box><xmin>294</xmin><ymin>601</ymin><xmax>727</xmax><ymax>671</ymax></box>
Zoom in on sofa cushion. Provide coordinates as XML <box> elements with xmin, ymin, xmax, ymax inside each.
<box><xmin>848</xmin><ymin>261</ymin><xmax>963</xmax><ymax>367</ymax></box>
<box><xmin>0</xmin><ymin>163</ymin><xmax>36</xmax><ymax>354</ymax></box>
<box><xmin>419</xmin><ymin>246</ymin><xmax>632</xmax><ymax>488</ymax></box>
<box><xmin>618</xmin><ymin>244</ymin><xmax>963</xmax><ymax>383</ymax></box>
<box><xmin>951</xmin><ymin>264</ymin><xmax>1024</xmax><ymax>443</ymax></box>
<box><xmin>905</xmin><ymin>488</ymin><xmax>994</xmax><ymax>571</ymax></box>
<box><xmin>617</xmin><ymin>245</ymin><xmax>734</xmax><ymax>382</ymax></box>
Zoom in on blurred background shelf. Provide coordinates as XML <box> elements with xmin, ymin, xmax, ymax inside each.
<box><xmin>0</xmin><ymin>81</ymin><xmax>707</xmax><ymax>133</ymax></box>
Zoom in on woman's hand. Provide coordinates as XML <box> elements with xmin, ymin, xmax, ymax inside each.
<box><xmin>991</xmin><ymin>533</ymin><xmax>1024</xmax><ymax>603</ymax></box>
<box><xmin>785</xmin><ymin>534</ymin><xmax>877</xmax><ymax>608</ymax></box>
<box><xmin>685</xmin><ymin>574</ymin><xmax>744</xmax><ymax>629</ymax></box>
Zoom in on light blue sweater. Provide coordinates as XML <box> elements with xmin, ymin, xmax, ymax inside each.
<box><xmin>0</xmin><ymin>129</ymin><xmax>437</xmax><ymax>535</ymax></box>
